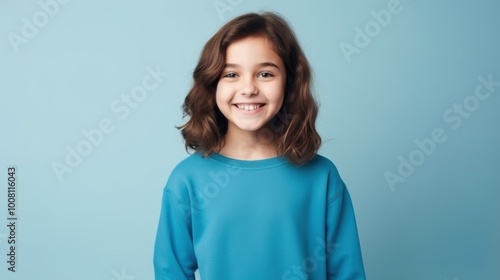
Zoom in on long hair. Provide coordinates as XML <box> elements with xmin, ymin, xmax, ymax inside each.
<box><xmin>178</xmin><ymin>11</ymin><xmax>321</xmax><ymax>165</ymax></box>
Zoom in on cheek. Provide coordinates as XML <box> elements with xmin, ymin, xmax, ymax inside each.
<box><xmin>215</xmin><ymin>83</ymin><xmax>231</xmax><ymax>109</ymax></box>
<box><xmin>268</xmin><ymin>83</ymin><xmax>285</xmax><ymax>106</ymax></box>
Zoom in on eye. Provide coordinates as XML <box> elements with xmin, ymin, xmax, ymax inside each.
<box><xmin>223</xmin><ymin>72</ymin><xmax>238</xmax><ymax>78</ymax></box>
<box><xmin>258</xmin><ymin>72</ymin><xmax>274</xmax><ymax>78</ymax></box>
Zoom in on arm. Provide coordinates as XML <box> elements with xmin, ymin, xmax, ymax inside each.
<box><xmin>326</xmin><ymin>184</ymin><xmax>366</xmax><ymax>280</ymax></box>
<box><xmin>153</xmin><ymin>188</ymin><xmax>197</xmax><ymax>280</ymax></box>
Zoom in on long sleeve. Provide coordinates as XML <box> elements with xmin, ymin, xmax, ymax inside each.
<box><xmin>153</xmin><ymin>188</ymin><xmax>197</xmax><ymax>280</ymax></box>
<box><xmin>326</xmin><ymin>184</ymin><xmax>366</xmax><ymax>279</ymax></box>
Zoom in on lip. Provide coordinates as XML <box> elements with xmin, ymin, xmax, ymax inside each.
<box><xmin>232</xmin><ymin>102</ymin><xmax>266</xmax><ymax>105</ymax></box>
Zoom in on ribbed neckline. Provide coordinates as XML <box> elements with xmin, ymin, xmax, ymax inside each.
<box><xmin>208</xmin><ymin>152</ymin><xmax>289</xmax><ymax>170</ymax></box>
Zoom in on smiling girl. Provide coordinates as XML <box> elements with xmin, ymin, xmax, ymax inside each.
<box><xmin>154</xmin><ymin>12</ymin><xmax>366</xmax><ymax>280</ymax></box>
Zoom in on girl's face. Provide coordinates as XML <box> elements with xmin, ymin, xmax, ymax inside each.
<box><xmin>216</xmin><ymin>36</ymin><xmax>286</xmax><ymax>136</ymax></box>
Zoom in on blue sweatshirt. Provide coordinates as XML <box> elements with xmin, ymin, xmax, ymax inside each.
<box><xmin>153</xmin><ymin>152</ymin><xmax>366</xmax><ymax>280</ymax></box>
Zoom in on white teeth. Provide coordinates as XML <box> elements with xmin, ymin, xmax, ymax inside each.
<box><xmin>236</xmin><ymin>104</ymin><xmax>262</xmax><ymax>111</ymax></box>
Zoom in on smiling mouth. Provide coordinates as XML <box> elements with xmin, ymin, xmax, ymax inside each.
<box><xmin>233</xmin><ymin>104</ymin><xmax>265</xmax><ymax>111</ymax></box>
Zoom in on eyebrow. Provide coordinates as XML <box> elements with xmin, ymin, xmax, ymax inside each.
<box><xmin>224</xmin><ymin>62</ymin><xmax>281</xmax><ymax>70</ymax></box>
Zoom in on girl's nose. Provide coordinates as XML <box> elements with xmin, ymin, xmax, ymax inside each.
<box><xmin>240</xmin><ymin>77</ymin><xmax>259</xmax><ymax>96</ymax></box>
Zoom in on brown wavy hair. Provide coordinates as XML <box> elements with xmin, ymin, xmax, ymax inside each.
<box><xmin>178</xmin><ymin>11</ymin><xmax>321</xmax><ymax>165</ymax></box>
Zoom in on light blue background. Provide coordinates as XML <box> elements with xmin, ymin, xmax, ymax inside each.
<box><xmin>1</xmin><ymin>0</ymin><xmax>499</xmax><ymax>279</ymax></box>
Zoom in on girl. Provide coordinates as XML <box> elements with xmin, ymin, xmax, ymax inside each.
<box><xmin>154</xmin><ymin>12</ymin><xmax>366</xmax><ymax>280</ymax></box>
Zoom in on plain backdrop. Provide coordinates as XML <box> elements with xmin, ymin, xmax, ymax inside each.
<box><xmin>0</xmin><ymin>0</ymin><xmax>499</xmax><ymax>279</ymax></box>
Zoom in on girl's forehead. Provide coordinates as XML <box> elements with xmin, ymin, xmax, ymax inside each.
<box><xmin>227</xmin><ymin>35</ymin><xmax>272</xmax><ymax>48</ymax></box>
<box><xmin>225</xmin><ymin>36</ymin><xmax>281</xmax><ymax>61</ymax></box>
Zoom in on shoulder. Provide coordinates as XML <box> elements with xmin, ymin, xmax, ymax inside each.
<box><xmin>170</xmin><ymin>152</ymin><xmax>207</xmax><ymax>174</ymax></box>
<box><xmin>162</xmin><ymin>152</ymin><xmax>209</xmax><ymax>203</ymax></box>
<box><xmin>303</xmin><ymin>154</ymin><xmax>340</xmax><ymax>174</ymax></box>
<box><xmin>304</xmin><ymin>154</ymin><xmax>345</xmax><ymax>200</ymax></box>
<box><xmin>166</xmin><ymin>152</ymin><xmax>212</xmax><ymax>183</ymax></box>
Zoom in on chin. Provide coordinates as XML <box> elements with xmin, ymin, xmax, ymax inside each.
<box><xmin>235</xmin><ymin>125</ymin><xmax>263</xmax><ymax>132</ymax></box>
<box><xmin>231</xmin><ymin>122</ymin><xmax>267</xmax><ymax>132</ymax></box>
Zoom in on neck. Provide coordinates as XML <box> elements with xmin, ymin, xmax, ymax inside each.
<box><xmin>218</xmin><ymin>125</ymin><xmax>277</xmax><ymax>160</ymax></box>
